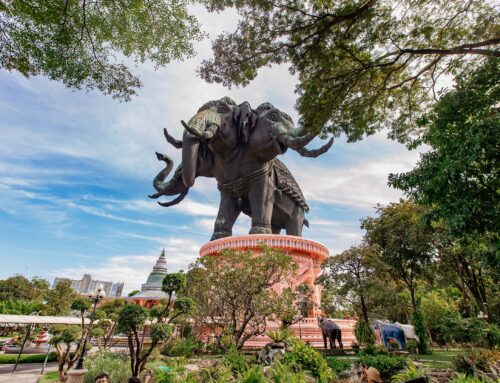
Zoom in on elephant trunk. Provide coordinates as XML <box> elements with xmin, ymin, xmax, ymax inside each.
<box><xmin>295</xmin><ymin>137</ymin><xmax>334</xmax><ymax>157</ymax></box>
<box><xmin>149</xmin><ymin>153</ymin><xmax>189</xmax><ymax>200</ymax></box>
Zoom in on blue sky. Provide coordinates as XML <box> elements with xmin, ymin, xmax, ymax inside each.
<box><xmin>0</xmin><ymin>6</ymin><xmax>423</xmax><ymax>293</ymax></box>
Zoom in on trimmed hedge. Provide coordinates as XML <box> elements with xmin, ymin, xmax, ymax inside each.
<box><xmin>0</xmin><ymin>352</ymin><xmax>57</xmax><ymax>364</ymax></box>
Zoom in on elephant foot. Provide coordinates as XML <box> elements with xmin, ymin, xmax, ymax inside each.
<box><xmin>211</xmin><ymin>229</ymin><xmax>232</xmax><ymax>241</ymax></box>
<box><xmin>249</xmin><ymin>225</ymin><xmax>271</xmax><ymax>235</ymax></box>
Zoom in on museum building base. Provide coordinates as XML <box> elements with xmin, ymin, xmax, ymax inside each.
<box><xmin>199</xmin><ymin>234</ymin><xmax>356</xmax><ymax>348</ymax></box>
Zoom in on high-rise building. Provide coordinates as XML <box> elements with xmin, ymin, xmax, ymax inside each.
<box><xmin>53</xmin><ymin>274</ymin><xmax>124</xmax><ymax>297</ymax></box>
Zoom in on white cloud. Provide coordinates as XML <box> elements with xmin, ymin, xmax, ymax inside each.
<box><xmin>290</xmin><ymin>151</ymin><xmax>421</xmax><ymax>210</ymax></box>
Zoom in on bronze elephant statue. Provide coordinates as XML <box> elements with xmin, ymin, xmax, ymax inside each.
<box><xmin>149</xmin><ymin>97</ymin><xmax>333</xmax><ymax>240</ymax></box>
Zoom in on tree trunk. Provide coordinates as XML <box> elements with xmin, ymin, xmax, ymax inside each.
<box><xmin>359</xmin><ymin>292</ymin><xmax>369</xmax><ymax>323</ymax></box>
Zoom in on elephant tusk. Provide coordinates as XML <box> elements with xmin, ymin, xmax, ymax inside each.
<box><xmin>158</xmin><ymin>190</ymin><xmax>189</xmax><ymax>207</ymax></box>
<box><xmin>295</xmin><ymin>137</ymin><xmax>334</xmax><ymax>158</ymax></box>
<box><xmin>181</xmin><ymin>120</ymin><xmax>218</xmax><ymax>140</ymax></box>
<box><xmin>164</xmin><ymin>128</ymin><xmax>182</xmax><ymax>149</ymax></box>
<box><xmin>278</xmin><ymin>133</ymin><xmax>315</xmax><ymax>149</ymax></box>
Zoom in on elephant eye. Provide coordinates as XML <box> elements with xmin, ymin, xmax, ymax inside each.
<box><xmin>269</xmin><ymin>112</ymin><xmax>279</xmax><ymax>121</ymax></box>
<box><xmin>218</xmin><ymin>105</ymin><xmax>229</xmax><ymax>113</ymax></box>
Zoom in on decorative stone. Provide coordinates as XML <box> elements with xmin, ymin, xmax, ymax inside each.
<box><xmin>258</xmin><ymin>345</ymin><xmax>286</xmax><ymax>366</ymax></box>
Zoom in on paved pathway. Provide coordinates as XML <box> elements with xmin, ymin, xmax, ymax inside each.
<box><xmin>0</xmin><ymin>363</ymin><xmax>58</xmax><ymax>383</ymax></box>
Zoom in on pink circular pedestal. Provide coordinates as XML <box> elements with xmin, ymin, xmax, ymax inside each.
<box><xmin>200</xmin><ymin>234</ymin><xmax>329</xmax><ymax>317</ymax></box>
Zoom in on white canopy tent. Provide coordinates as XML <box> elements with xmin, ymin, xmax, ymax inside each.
<box><xmin>0</xmin><ymin>314</ymin><xmax>90</xmax><ymax>326</ymax></box>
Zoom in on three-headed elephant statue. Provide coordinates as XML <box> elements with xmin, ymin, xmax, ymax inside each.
<box><xmin>149</xmin><ymin>97</ymin><xmax>333</xmax><ymax>241</ymax></box>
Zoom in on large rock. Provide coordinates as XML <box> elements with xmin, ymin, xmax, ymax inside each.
<box><xmin>258</xmin><ymin>342</ymin><xmax>289</xmax><ymax>366</ymax></box>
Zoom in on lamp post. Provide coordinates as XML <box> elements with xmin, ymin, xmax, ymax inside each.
<box><xmin>75</xmin><ymin>284</ymin><xmax>106</xmax><ymax>370</ymax></box>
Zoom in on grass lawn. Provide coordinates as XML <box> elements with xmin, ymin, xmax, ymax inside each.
<box><xmin>326</xmin><ymin>349</ymin><xmax>465</xmax><ymax>370</ymax></box>
<box><xmin>417</xmin><ymin>349</ymin><xmax>464</xmax><ymax>369</ymax></box>
<box><xmin>39</xmin><ymin>371</ymin><xmax>59</xmax><ymax>383</ymax></box>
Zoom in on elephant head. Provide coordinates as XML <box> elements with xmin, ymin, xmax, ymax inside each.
<box><xmin>180</xmin><ymin>97</ymin><xmax>237</xmax><ymax>187</ymax></box>
<box><xmin>250</xmin><ymin>103</ymin><xmax>334</xmax><ymax>160</ymax></box>
<box><xmin>149</xmin><ymin>97</ymin><xmax>237</xmax><ymax>206</ymax></box>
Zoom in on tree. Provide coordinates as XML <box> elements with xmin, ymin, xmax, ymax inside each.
<box><xmin>0</xmin><ymin>274</ymin><xmax>37</xmax><ymax>301</ymax></box>
<box><xmin>127</xmin><ymin>290</ymin><xmax>140</xmax><ymax>297</ymax></box>
<box><xmin>97</xmin><ymin>298</ymin><xmax>127</xmax><ymax>348</ymax></box>
<box><xmin>117</xmin><ymin>304</ymin><xmax>173</xmax><ymax>377</ymax></box>
<box><xmin>0</xmin><ymin>300</ymin><xmax>44</xmax><ymax>314</ymax></box>
<box><xmin>71</xmin><ymin>297</ymin><xmax>91</xmax><ymax>329</ymax></box>
<box><xmin>362</xmin><ymin>201</ymin><xmax>434</xmax><ymax>312</ymax></box>
<box><xmin>186</xmin><ymin>246</ymin><xmax>297</xmax><ymax>349</ymax></box>
<box><xmin>30</xmin><ymin>277</ymin><xmax>51</xmax><ymax>302</ymax></box>
<box><xmin>389</xmin><ymin>59</ymin><xmax>499</xmax><ymax>235</ymax></box>
<box><xmin>319</xmin><ymin>244</ymin><xmax>377</xmax><ymax>323</ymax></box>
<box><xmin>420</xmin><ymin>290</ymin><xmax>460</xmax><ymax>343</ymax></box>
<box><xmin>273</xmin><ymin>287</ymin><xmax>300</xmax><ymax>329</ymax></box>
<box><xmin>44</xmin><ymin>279</ymin><xmax>79</xmax><ymax>316</ymax></box>
<box><xmin>50</xmin><ymin>325</ymin><xmax>82</xmax><ymax>382</ymax></box>
<box><xmin>433</xmin><ymin>232</ymin><xmax>499</xmax><ymax>323</ymax></box>
<box><xmin>200</xmin><ymin>0</ymin><xmax>498</xmax><ymax>142</ymax></box>
<box><xmin>0</xmin><ymin>0</ymin><xmax>204</xmax><ymax>100</ymax></box>
<box><xmin>362</xmin><ymin>200</ymin><xmax>434</xmax><ymax>353</ymax></box>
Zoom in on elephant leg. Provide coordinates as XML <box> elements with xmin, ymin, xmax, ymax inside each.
<box><xmin>330</xmin><ymin>333</ymin><xmax>335</xmax><ymax>349</ymax></box>
<box><xmin>322</xmin><ymin>333</ymin><xmax>327</xmax><ymax>350</ymax></box>
<box><xmin>248</xmin><ymin>173</ymin><xmax>274</xmax><ymax>234</ymax></box>
<box><xmin>211</xmin><ymin>192</ymin><xmax>241</xmax><ymax>240</ymax></box>
<box><xmin>271</xmin><ymin>225</ymin><xmax>281</xmax><ymax>234</ymax></box>
<box><xmin>382</xmin><ymin>335</ymin><xmax>389</xmax><ymax>348</ymax></box>
<box><xmin>337</xmin><ymin>330</ymin><xmax>343</xmax><ymax>349</ymax></box>
<box><xmin>285</xmin><ymin>206</ymin><xmax>304</xmax><ymax>236</ymax></box>
<box><xmin>400</xmin><ymin>338</ymin><xmax>406</xmax><ymax>350</ymax></box>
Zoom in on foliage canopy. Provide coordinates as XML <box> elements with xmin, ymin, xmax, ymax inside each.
<box><xmin>200</xmin><ymin>0</ymin><xmax>499</xmax><ymax>142</ymax></box>
<box><xmin>0</xmin><ymin>0</ymin><xmax>204</xmax><ymax>100</ymax></box>
<box><xmin>389</xmin><ymin>59</ymin><xmax>499</xmax><ymax>235</ymax></box>
<box><xmin>186</xmin><ymin>246</ymin><xmax>297</xmax><ymax>349</ymax></box>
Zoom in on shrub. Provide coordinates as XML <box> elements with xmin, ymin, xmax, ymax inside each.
<box><xmin>197</xmin><ymin>362</ymin><xmax>233</xmax><ymax>383</ymax></box>
<box><xmin>267</xmin><ymin>328</ymin><xmax>294</xmax><ymax>344</ymax></box>
<box><xmin>236</xmin><ymin>365</ymin><xmax>266</xmax><ymax>383</ymax></box>
<box><xmin>358</xmin><ymin>345</ymin><xmax>390</xmax><ymax>357</ymax></box>
<box><xmin>0</xmin><ymin>352</ymin><xmax>57</xmax><ymax>364</ymax></box>
<box><xmin>162</xmin><ymin>336</ymin><xmax>203</xmax><ymax>358</ymax></box>
<box><xmin>224</xmin><ymin>346</ymin><xmax>249</xmax><ymax>373</ymax></box>
<box><xmin>412</xmin><ymin>310</ymin><xmax>429</xmax><ymax>354</ymax></box>
<box><xmin>391</xmin><ymin>361</ymin><xmax>428</xmax><ymax>383</ymax></box>
<box><xmin>355</xmin><ymin>319</ymin><xmax>376</xmax><ymax>346</ymax></box>
<box><xmin>453</xmin><ymin>349</ymin><xmax>500</xmax><ymax>376</ymax></box>
<box><xmin>452</xmin><ymin>318</ymin><xmax>500</xmax><ymax>348</ymax></box>
<box><xmin>83</xmin><ymin>350</ymin><xmax>130</xmax><ymax>383</ymax></box>
<box><xmin>268</xmin><ymin>360</ymin><xmax>307</xmax><ymax>383</ymax></box>
<box><xmin>358</xmin><ymin>354</ymin><xmax>406</xmax><ymax>381</ymax></box>
<box><xmin>326</xmin><ymin>357</ymin><xmax>352</xmax><ymax>375</ymax></box>
<box><xmin>448</xmin><ymin>373</ymin><xmax>484</xmax><ymax>383</ymax></box>
<box><xmin>282</xmin><ymin>338</ymin><xmax>334</xmax><ymax>382</ymax></box>
<box><xmin>406</xmin><ymin>340</ymin><xmax>418</xmax><ymax>354</ymax></box>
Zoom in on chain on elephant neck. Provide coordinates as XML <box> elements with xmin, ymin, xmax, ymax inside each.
<box><xmin>218</xmin><ymin>162</ymin><xmax>272</xmax><ymax>198</ymax></box>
